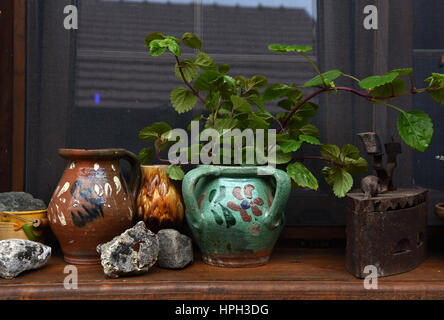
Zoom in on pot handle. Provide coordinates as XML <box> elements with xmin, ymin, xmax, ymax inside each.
<box><xmin>262</xmin><ymin>168</ymin><xmax>291</xmax><ymax>230</ymax></box>
<box><xmin>182</xmin><ymin>166</ymin><xmax>291</xmax><ymax>230</ymax></box>
<box><xmin>122</xmin><ymin>150</ymin><xmax>142</xmax><ymax>208</ymax></box>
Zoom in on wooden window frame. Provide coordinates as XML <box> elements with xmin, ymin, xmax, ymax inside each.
<box><xmin>12</xmin><ymin>0</ymin><xmax>26</xmax><ymax>191</ymax></box>
<box><xmin>0</xmin><ymin>0</ymin><xmax>26</xmax><ymax>192</ymax></box>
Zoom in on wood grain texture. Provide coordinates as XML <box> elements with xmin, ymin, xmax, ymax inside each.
<box><xmin>2</xmin><ymin>243</ymin><xmax>444</xmax><ymax>300</ymax></box>
<box><xmin>12</xmin><ymin>0</ymin><xmax>26</xmax><ymax>191</ymax></box>
<box><xmin>0</xmin><ymin>0</ymin><xmax>13</xmax><ymax>192</ymax></box>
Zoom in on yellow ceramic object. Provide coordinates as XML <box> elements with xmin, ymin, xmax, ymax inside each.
<box><xmin>136</xmin><ymin>165</ymin><xmax>184</xmax><ymax>233</ymax></box>
<box><xmin>0</xmin><ymin>209</ymin><xmax>48</xmax><ymax>242</ymax></box>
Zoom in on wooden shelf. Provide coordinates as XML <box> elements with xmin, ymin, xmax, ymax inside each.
<box><xmin>2</xmin><ymin>240</ymin><xmax>444</xmax><ymax>300</ymax></box>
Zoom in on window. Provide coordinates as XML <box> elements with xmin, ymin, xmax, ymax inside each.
<box><xmin>25</xmin><ymin>0</ymin><xmax>444</xmax><ymax>226</ymax></box>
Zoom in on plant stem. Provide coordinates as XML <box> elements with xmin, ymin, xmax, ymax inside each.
<box><xmin>175</xmin><ymin>56</ymin><xmax>206</xmax><ymax>105</ymax></box>
<box><xmin>278</xmin><ymin>83</ymin><xmax>443</xmax><ymax>134</ymax></box>
<box><xmin>373</xmin><ymin>100</ymin><xmax>405</xmax><ymax>113</ymax></box>
<box><xmin>301</xmin><ymin>52</ymin><xmax>326</xmax><ymax>86</ymax></box>
<box><xmin>341</xmin><ymin>73</ymin><xmax>361</xmax><ymax>83</ymax></box>
<box><xmin>277</xmin><ymin>88</ymin><xmax>328</xmax><ymax>133</ymax></box>
<box><xmin>409</xmin><ymin>74</ymin><xmax>417</xmax><ymax>93</ymax></box>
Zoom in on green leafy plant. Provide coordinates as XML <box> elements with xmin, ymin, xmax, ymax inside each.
<box><xmin>139</xmin><ymin>32</ymin><xmax>444</xmax><ymax>197</ymax></box>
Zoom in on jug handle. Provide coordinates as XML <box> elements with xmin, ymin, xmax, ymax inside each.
<box><xmin>182</xmin><ymin>166</ymin><xmax>290</xmax><ymax>231</ymax></box>
<box><xmin>122</xmin><ymin>150</ymin><xmax>142</xmax><ymax>208</ymax></box>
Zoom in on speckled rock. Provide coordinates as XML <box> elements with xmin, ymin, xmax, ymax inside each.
<box><xmin>97</xmin><ymin>221</ymin><xmax>159</xmax><ymax>278</ymax></box>
<box><xmin>157</xmin><ymin>229</ymin><xmax>193</xmax><ymax>269</ymax></box>
<box><xmin>0</xmin><ymin>192</ymin><xmax>46</xmax><ymax>211</ymax></box>
<box><xmin>0</xmin><ymin>239</ymin><xmax>51</xmax><ymax>279</ymax></box>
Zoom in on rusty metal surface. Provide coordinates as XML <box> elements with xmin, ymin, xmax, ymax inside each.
<box><xmin>346</xmin><ymin>189</ymin><xmax>428</xmax><ymax>278</ymax></box>
<box><xmin>357</xmin><ymin>132</ymin><xmax>401</xmax><ymax>193</ymax></box>
<box><xmin>347</xmin><ymin>188</ymin><xmax>428</xmax><ymax>213</ymax></box>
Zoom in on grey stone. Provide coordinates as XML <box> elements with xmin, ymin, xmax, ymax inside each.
<box><xmin>97</xmin><ymin>221</ymin><xmax>159</xmax><ymax>278</ymax></box>
<box><xmin>0</xmin><ymin>239</ymin><xmax>52</xmax><ymax>279</ymax></box>
<box><xmin>157</xmin><ymin>229</ymin><xmax>193</xmax><ymax>269</ymax></box>
<box><xmin>0</xmin><ymin>192</ymin><xmax>46</xmax><ymax>212</ymax></box>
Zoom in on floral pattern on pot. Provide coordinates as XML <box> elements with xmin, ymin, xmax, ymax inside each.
<box><xmin>227</xmin><ymin>185</ymin><xmax>265</xmax><ymax>222</ymax></box>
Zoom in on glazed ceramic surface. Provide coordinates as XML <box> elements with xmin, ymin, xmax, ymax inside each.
<box><xmin>0</xmin><ymin>210</ymin><xmax>48</xmax><ymax>242</ymax></box>
<box><xmin>136</xmin><ymin>165</ymin><xmax>184</xmax><ymax>233</ymax></box>
<box><xmin>435</xmin><ymin>203</ymin><xmax>444</xmax><ymax>221</ymax></box>
<box><xmin>182</xmin><ymin>166</ymin><xmax>291</xmax><ymax>267</ymax></box>
<box><xmin>48</xmin><ymin>149</ymin><xmax>141</xmax><ymax>264</ymax></box>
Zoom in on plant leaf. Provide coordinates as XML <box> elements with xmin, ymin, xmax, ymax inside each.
<box><xmin>299</xmin><ymin>124</ymin><xmax>320</xmax><ymax>139</ymax></box>
<box><xmin>295</xmin><ymin>102</ymin><xmax>318</xmax><ymax>118</ymax></box>
<box><xmin>277</xmin><ymin>99</ymin><xmax>293</xmax><ymax>111</ymax></box>
<box><xmin>246</xmin><ymin>94</ymin><xmax>266</xmax><ymax>112</ymax></box>
<box><xmin>299</xmin><ymin>134</ymin><xmax>321</xmax><ymax>145</ymax></box>
<box><xmin>345</xmin><ymin>157</ymin><xmax>369</xmax><ymax>175</ymax></box>
<box><xmin>397</xmin><ymin>110</ymin><xmax>433</xmax><ymax>152</ymax></box>
<box><xmin>370</xmin><ymin>78</ymin><xmax>406</xmax><ymax>97</ymax></box>
<box><xmin>149</xmin><ymin>40</ymin><xmax>167</xmax><ymax>56</ymax></box>
<box><xmin>278</xmin><ymin>136</ymin><xmax>302</xmax><ymax>153</ymax></box>
<box><xmin>139</xmin><ymin>122</ymin><xmax>172</xmax><ymax>142</ymax></box>
<box><xmin>359</xmin><ymin>71</ymin><xmax>399</xmax><ymax>90</ymax></box>
<box><xmin>248</xmin><ymin>75</ymin><xmax>268</xmax><ymax>89</ymax></box>
<box><xmin>144</xmin><ymin>32</ymin><xmax>165</xmax><ymax>48</ymax></box>
<box><xmin>231</xmin><ymin>96</ymin><xmax>252</xmax><ymax>114</ymax></box>
<box><xmin>138</xmin><ymin>148</ymin><xmax>155</xmax><ymax>165</ymax></box>
<box><xmin>222</xmin><ymin>75</ymin><xmax>237</xmax><ymax>92</ymax></box>
<box><xmin>205</xmin><ymin>90</ymin><xmax>220</xmax><ymax>111</ymax></box>
<box><xmin>195</xmin><ymin>52</ymin><xmax>217</xmax><ymax>71</ymax></box>
<box><xmin>269</xmin><ymin>146</ymin><xmax>292</xmax><ymax>164</ymax></box>
<box><xmin>341</xmin><ymin>144</ymin><xmax>360</xmax><ymax>160</ymax></box>
<box><xmin>322</xmin><ymin>167</ymin><xmax>353</xmax><ymax>198</ymax></box>
<box><xmin>268</xmin><ymin>44</ymin><xmax>312</xmax><ymax>54</ymax></box>
<box><xmin>139</xmin><ymin>128</ymin><xmax>158</xmax><ymax>142</ymax></box>
<box><xmin>219</xmin><ymin>64</ymin><xmax>230</xmax><ymax>74</ymax></box>
<box><xmin>303</xmin><ymin>70</ymin><xmax>342</xmax><ymax>88</ymax></box>
<box><xmin>181</xmin><ymin>32</ymin><xmax>202</xmax><ymax>50</ymax></box>
<box><xmin>167</xmin><ymin>41</ymin><xmax>181</xmax><ymax>57</ymax></box>
<box><xmin>213</xmin><ymin>118</ymin><xmax>240</xmax><ymax>134</ymax></box>
<box><xmin>424</xmin><ymin>73</ymin><xmax>444</xmax><ymax>104</ymax></box>
<box><xmin>332</xmin><ymin>168</ymin><xmax>353</xmax><ymax>198</ymax></box>
<box><xmin>194</xmin><ymin>71</ymin><xmax>222</xmax><ymax>91</ymax></box>
<box><xmin>166</xmin><ymin>165</ymin><xmax>185</xmax><ymax>180</ymax></box>
<box><xmin>235</xmin><ymin>76</ymin><xmax>248</xmax><ymax>89</ymax></box>
<box><xmin>262</xmin><ymin>83</ymin><xmax>293</xmax><ymax>101</ymax></box>
<box><xmin>428</xmin><ymin>88</ymin><xmax>444</xmax><ymax>105</ymax></box>
<box><xmin>287</xmin><ymin>162</ymin><xmax>318</xmax><ymax>190</ymax></box>
<box><xmin>170</xmin><ymin>87</ymin><xmax>198</xmax><ymax>114</ymax></box>
<box><xmin>247</xmin><ymin>113</ymin><xmax>270</xmax><ymax>129</ymax></box>
<box><xmin>320</xmin><ymin>144</ymin><xmax>341</xmax><ymax>161</ymax></box>
<box><xmin>175</xmin><ymin>59</ymin><xmax>198</xmax><ymax>83</ymax></box>
<box><xmin>392</xmin><ymin>68</ymin><xmax>413</xmax><ymax>76</ymax></box>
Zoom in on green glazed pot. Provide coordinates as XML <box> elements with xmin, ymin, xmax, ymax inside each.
<box><xmin>182</xmin><ymin>166</ymin><xmax>291</xmax><ymax>267</ymax></box>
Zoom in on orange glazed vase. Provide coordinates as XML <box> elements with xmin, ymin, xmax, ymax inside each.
<box><xmin>48</xmin><ymin>149</ymin><xmax>141</xmax><ymax>265</ymax></box>
<box><xmin>136</xmin><ymin>165</ymin><xmax>184</xmax><ymax>233</ymax></box>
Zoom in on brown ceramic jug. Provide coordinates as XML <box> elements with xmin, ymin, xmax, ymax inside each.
<box><xmin>48</xmin><ymin>149</ymin><xmax>141</xmax><ymax>264</ymax></box>
<box><xmin>136</xmin><ymin>165</ymin><xmax>184</xmax><ymax>233</ymax></box>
